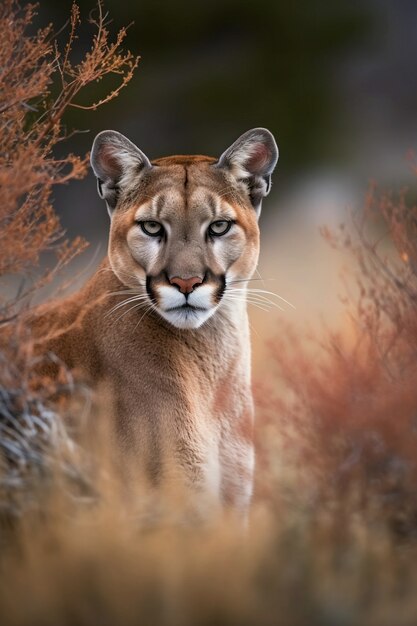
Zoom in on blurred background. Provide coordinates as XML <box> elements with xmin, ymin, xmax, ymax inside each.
<box><xmin>35</xmin><ymin>0</ymin><xmax>417</xmax><ymax>371</ymax></box>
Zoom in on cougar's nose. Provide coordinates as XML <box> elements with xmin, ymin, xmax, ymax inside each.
<box><xmin>169</xmin><ymin>276</ymin><xmax>203</xmax><ymax>295</ymax></box>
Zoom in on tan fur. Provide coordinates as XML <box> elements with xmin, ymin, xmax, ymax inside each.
<box><xmin>4</xmin><ymin>129</ymin><xmax>278</xmax><ymax>517</ymax></box>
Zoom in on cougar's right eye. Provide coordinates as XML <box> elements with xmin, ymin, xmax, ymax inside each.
<box><xmin>139</xmin><ymin>221</ymin><xmax>164</xmax><ymax>237</ymax></box>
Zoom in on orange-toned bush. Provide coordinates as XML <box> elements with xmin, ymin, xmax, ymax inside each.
<box><xmin>0</xmin><ymin>0</ymin><xmax>138</xmax><ymax>323</ymax></box>
<box><xmin>0</xmin><ymin>0</ymin><xmax>137</xmax><ymax>517</ymax></box>
<box><xmin>259</xmin><ymin>180</ymin><xmax>417</xmax><ymax>533</ymax></box>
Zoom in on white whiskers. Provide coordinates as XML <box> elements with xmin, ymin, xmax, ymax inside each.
<box><xmin>104</xmin><ymin>287</ymin><xmax>154</xmax><ymax>329</ymax></box>
<box><xmin>223</xmin><ymin>285</ymin><xmax>295</xmax><ymax>313</ymax></box>
<box><xmin>102</xmin><ymin>276</ymin><xmax>294</xmax><ymax>328</ymax></box>
<box><xmin>112</xmin><ymin>300</ymin><xmax>153</xmax><ymax>325</ymax></box>
<box><xmin>106</xmin><ymin>294</ymin><xmax>149</xmax><ymax>318</ymax></box>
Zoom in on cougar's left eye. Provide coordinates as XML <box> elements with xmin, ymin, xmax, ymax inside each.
<box><xmin>208</xmin><ymin>220</ymin><xmax>232</xmax><ymax>237</ymax></box>
<box><xmin>139</xmin><ymin>221</ymin><xmax>164</xmax><ymax>237</ymax></box>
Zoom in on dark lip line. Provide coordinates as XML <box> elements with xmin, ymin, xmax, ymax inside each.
<box><xmin>165</xmin><ymin>304</ymin><xmax>208</xmax><ymax>313</ymax></box>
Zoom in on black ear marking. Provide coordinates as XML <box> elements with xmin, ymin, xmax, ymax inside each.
<box><xmin>90</xmin><ymin>130</ymin><xmax>152</xmax><ymax>216</ymax></box>
<box><xmin>215</xmin><ymin>128</ymin><xmax>278</xmax><ymax>217</ymax></box>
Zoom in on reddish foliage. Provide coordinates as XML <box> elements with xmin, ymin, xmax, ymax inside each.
<box><xmin>257</xmin><ymin>180</ymin><xmax>417</xmax><ymax>532</ymax></box>
<box><xmin>0</xmin><ymin>0</ymin><xmax>138</xmax><ymax>324</ymax></box>
<box><xmin>0</xmin><ymin>0</ymin><xmax>137</xmax><ymax>515</ymax></box>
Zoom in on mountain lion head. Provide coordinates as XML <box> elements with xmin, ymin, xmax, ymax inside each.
<box><xmin>90</xmin><ymin>128</ymin><xmax>278</xmax><ymax>329</ymax></box>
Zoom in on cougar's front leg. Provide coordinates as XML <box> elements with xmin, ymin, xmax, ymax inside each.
<box><xmin>219</xmin><ymin>405</ymin><xmax>255</xmax><ymax>517</ymax></box>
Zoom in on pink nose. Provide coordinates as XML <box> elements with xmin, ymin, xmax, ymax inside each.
<box><xmin>170</xmin><ymin>276</ymin><xmax>203</xmax><ymax>295</ymax></box>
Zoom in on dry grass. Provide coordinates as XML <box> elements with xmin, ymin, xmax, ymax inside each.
<box><xmin>1</xmin><ymin>406</ymin><xmax>417</xmax><ymax>626</ymax></box>
<box><xmin>2</xmin><ymin>2</ymin><xmax>417</xmax><ymax>625</ymax></box>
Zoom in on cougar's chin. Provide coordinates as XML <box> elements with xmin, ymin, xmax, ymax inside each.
<box><xmin>151</xmin><ymin>283</ymin><xmax>221</xmax><ymax>329</ymax></box>
<box><xmin>158</xmin><ymin>305</ymin><xmax>216</xmax><ymax>330</ymax></box>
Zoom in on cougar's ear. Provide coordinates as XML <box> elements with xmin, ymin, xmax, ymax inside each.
<box><xmin>90</xmin><ymin>130</ymin><xmax>152</xmax><ymax>214</ymax></box>
<box><xmin>216</xmin><ymin>128</ymin><xmax>278</xmax><ymax>217</ymax></box>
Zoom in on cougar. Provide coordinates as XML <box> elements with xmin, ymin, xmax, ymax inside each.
<box><xmin>17</xmin><ymin>128</ymin><xmax>278</xmax><ymax>516</ymax></box>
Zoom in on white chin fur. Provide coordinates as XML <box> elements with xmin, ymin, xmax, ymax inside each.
<box><xmin>156</xmin><ymin>284</ymin><xmax>218</xmax><ymax>329</ymax></box>
<box><xmin>158</xmin><ymin>306</ymin><xmax>216</xmax><ymax>329</ymax></box>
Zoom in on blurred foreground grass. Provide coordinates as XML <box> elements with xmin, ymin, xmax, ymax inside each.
<box><xmin>1</xmin><ymin>417</ymin><xmax>417</xmax><ymax>626</ymax></box>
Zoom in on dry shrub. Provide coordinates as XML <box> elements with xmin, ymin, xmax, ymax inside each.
<box><xmin>259</xmin><ymin>179</ymin><xmax>417</xmax><ymax>536</ymax></box>
<box><xmin>0</xmin><ymin>0</ymin><xmax>138</xmax><ymax>322</ymax></box>
<box><xmin>0</xmin><ymin>0</ymin><xmax>137</xmax><ymax>516</ymax></box>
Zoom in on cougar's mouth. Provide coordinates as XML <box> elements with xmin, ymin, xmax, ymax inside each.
<box><xmin>145</xmin><ymin>273</ymin><xmax>225</xmax><ymax>330</ymax></box>
<box><xmin>166</xmin><ymin>303</ymin><xmax>208</xmax><ymax>313</ymax></box>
